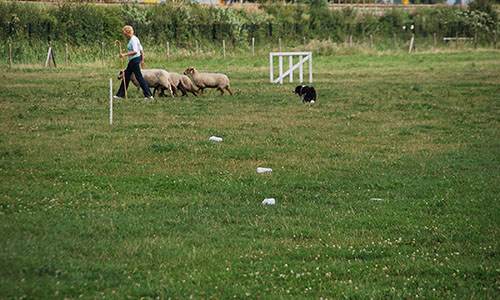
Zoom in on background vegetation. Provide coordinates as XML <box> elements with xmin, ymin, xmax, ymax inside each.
<box><xmin>1</xmin><ymin>0</ymin><xmax>499</xmax><ymax>65</ymax></box>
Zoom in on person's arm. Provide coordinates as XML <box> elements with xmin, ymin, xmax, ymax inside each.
<box><xmin>119</xmin><ymin>50</ymin><xmax>137</xmax><ymax>58</ymax></box>
<box><xmin>140</xmin><ymin>49</ymin><xmax>145</xmax><ymax>68</ymax></box>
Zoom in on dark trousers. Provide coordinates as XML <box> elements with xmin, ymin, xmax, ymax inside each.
<box><xmin>116</xmin><ymin>56</ymin><xmax>152</xmax><ymax>98</ymax></box>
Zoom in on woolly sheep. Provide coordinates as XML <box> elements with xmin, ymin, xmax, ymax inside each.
<box><xmin>183</xmin><ymin>67</ymin><xmax>233</xmax><ymax>96</ymax></box>
<box><xmin>117</xmin><ymin>69</ymin><xmax>174</xmax><ymax>98</ymax></box>
<box><xmin>169</xmin><ymin>72</ymin><xmax>198</xmax><ymax>97</ymax></box>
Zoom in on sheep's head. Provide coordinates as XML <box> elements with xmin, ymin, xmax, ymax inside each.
<box><xmin>184</xmin><ymin>67</ymin><xmax>194</xmax><ymax>75</ymax></box>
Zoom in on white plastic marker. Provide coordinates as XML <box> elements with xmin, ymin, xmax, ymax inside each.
<box><xmin>262</xmin><ymin>198</ymin><xmax>276</xmax><ymax>205</ymax></box>
<box><xmin>257</xmin><ymin>167</ymin><xmax>272</xmax><ymax>173</ymax></box>
<box><xmin>109</xmin><ymin>78</ymin><xmax>113</xmax><ymax>125</ymax></box>
<box><xmin>209</xmin><ymin>136</ymin><xmax>223</xmax><ymax>142</ymax></box>
<box><xmin>370</xmin><ymin>198</ymin><xmax>383</xmax><ymax>201</ymax></box>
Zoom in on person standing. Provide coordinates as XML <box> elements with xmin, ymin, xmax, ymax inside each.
<box><xmin>115</xmin><ymin>25</ymin><xmax>153</xmax><ymax>99</ymax></box>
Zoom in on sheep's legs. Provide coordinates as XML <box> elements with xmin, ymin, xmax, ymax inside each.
<box><xmin>171</xmin><ymin>85</ymin><xmax>178</xmax><ymax>97</ymax></box>
<box><xmin>167</xmin><ymin>85</ymin><xmax>174</xmax><ymax>97</ymax></box>
<box><xmin>226</xmin><ymin>87</ymin><xmax>233</xmax><ymax>96</ymax></box>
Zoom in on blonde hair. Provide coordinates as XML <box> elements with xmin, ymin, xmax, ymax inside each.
<box><xmin>122</xmin><ymin>25</ymin><xmax>134</xmax><ymax>35</ymax></box>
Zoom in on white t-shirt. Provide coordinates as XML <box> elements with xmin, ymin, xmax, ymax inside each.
<box><xmin>127</xmin><ymin>35</ymin><xmax>142</xmax><ymax>60</ymax></box>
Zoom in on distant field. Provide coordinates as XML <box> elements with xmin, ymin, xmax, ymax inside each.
<box><xmin>0</xmin><ymin>51</ymin><xmax>499</xmax><ymax>299</ymax></box>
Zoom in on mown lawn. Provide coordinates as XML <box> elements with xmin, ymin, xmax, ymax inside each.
<box><xmin>0</xmin><ymin>50</ymin><xmax>499</xmax><ymax>299</ymax></box>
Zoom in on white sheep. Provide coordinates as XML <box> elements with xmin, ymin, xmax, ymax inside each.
<box><xmin>168</xmin><ymin>72</ymin><xmax>198</xmax><ymax>97</ymax></box>
<box><xmin>183</xmin><ymin>67</ymin><xmax>233</xmax><ymax>96</ymax></box>
<box><xmin>117</xmin><ymin>69</ymin><xmax>174</xmax><ymax>98</ymax></box>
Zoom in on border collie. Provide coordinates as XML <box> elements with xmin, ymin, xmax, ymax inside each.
<box><xmin>293</xmin><ymin>85</ymin><xmax>317</xmax><ymax>103</ymax></box>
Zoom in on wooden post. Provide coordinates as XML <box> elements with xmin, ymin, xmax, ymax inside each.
<box><xmin>223</xmin><ymin>40</ymin><xmax>226</xmax><ymax>59</ymax></box>
<box><xmin>474</xmin><ymin>33</ymin><xmax>478</xmax><ymax>49</ymax></box>
<box><xmin>433</xmin><ymin>33</ymin><xmax>437</xmax><ymax>52</ymax></box>
<box><xmin>9</xmin><ymin>43</ymin><xmax>12</xmax><ymax>68</ymax></box>
<box><xmin>369</xmin><ymin>34</ymin><xmax>373</xmax><ymax>50</ymax></box>
<box><xmin>455</xmin><ymin>32</ymin><xmax>458</xmax><ymax>50</ymax></box>
<box><xmin>393</xmin><ymin>33</ymin><xmax>397</xmax><ymax>53</ymax></box>
<box><xmin>303</xmin><ymin>37</ymin><xmax>306</xmax><ymax>50</ymax></box>
<box><xmin>167</xmin><ymin>41</ymin><xmax>170</xmax><ymax>60</ymax></box>
<box><xmin>494</xmin><ymin>32</ymin><xmax>497</xmax><ymax>50</ymax></box>
<box><xmin>252</xmin><ymin>37</ymin><xmax>255</xmax><ymax>56</ymax></box>
<box><xmin>51</xmin><ymin>43</ymin><xmax>56</xmax><ymax>67</ymax></box>
<box><xmin>101</xmin><ymin>42</ymin><xmax>104</xmax><ymax>66</ymax></box>
<box><xmin>408</xmin><ymin>34</ymin><xmax>414</xmax><ymax>53</ymax></box>
<box><xmin>65</xmin><ymin>43</ymin><xmax>68</xmax><ymax>66</ymax></box>
<box><xmin>279</xmin><ymin>38</ymin><xmax>281</xmax><ymax>51</ymax></box>
<box><xmin>195</xmin><ymin>40</ymin><xmax>199</xmax><ymax>56</ymax></box>
<box><xmin>349</xmin><ymin>35</ymin><xmax>352</xmax><ymax>48</ymax></box>
<box><xmin>45</xmin><ymin>41</ymin><xmax>55</xmax><ymax>68</ymax></box>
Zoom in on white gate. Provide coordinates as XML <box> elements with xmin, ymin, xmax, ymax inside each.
<box><xmin>269</xmin><ymin>52</ymin><xmax>312</xmax><ymax>84</ymax></box>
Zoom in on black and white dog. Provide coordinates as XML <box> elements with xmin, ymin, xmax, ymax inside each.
<box><xmin>293</xmin><ymin>85</ymin><xmax>317</xmax><ymax>103</ymax></box>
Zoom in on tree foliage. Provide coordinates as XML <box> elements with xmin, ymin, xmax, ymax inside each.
<box><xmin>0</xmin><ymin>1</ymin><xmax>498</xmax><ymax>46</ymax></box>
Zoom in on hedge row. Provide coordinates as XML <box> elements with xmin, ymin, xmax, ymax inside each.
<box><xmin>1</xmin><ymin>1</ymin><xmax>498</xmax><ymax>46</ymax></box>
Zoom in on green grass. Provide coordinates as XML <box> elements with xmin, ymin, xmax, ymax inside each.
<box><xmin>1</xmin><ymin>50</ymin><xmax>499</xmax><ymax>299</ymax></box>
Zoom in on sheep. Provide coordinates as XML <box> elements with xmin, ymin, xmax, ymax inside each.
<box><xmin>183</xmin><ymin>67</ymin><xmax>233</xmax><ymax>96</ymax></box>
<box><xmin>168</xmin><ymin>72</ymin><xmax>198</xmax><ymax>97</ymax></box>
<box><xmin>117</xmin><ymin>69</ymin><xmax>174</xmax><ymax>98</ymax></box>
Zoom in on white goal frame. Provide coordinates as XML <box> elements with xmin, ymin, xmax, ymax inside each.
<box><xmin>269</xmin><ymin>52</ymin><xmax>312</xmax><ymax>84</ymax></box>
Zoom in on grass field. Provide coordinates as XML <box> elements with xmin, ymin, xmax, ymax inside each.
<box><xmin>1</xmin><ymin>50</ymin><xmax>499</xmax><ymax>299</ymax></box>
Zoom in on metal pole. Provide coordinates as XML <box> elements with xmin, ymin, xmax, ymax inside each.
<box><xmin>110</xmin><ymin>78</ymin><xmax>113</xmax><ymax>125</ymax></box>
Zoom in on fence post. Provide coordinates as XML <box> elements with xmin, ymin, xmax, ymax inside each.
<box><xmin>369</xmin><ymin>34</ymin><xmax>373</xmax><ymax>50</ymax></box>
<box><xmin>252</xmin><ymin>37</ymin><xmax>255</xmax><ymax>56</ymax></box>
<box><xmin>494</xmin><ymin>32</ymin><xmax>497</xmax><ymax>50</ymax></box>
<box><xmin>349</xmin><ymin>35</ymin><xmax>353</xmax><ymax>48</ymax></box>
<box><xmin>279</xmin><ymin>38</ymin><xmax>281</xmax><ymax>51</ymax></box>
<box><xmin>303</xmin><ymin>37</ymin><xmax>306</xmax><ymax>50</ymax></box>
<box><xmin>408</xmin><ymin>34</ymin><xmax>414</xmax><ymax>53</ymax></box>
<box><xmin>433</xmin><ymin>33</ymin><xmax>437</xmax><ymax>52</ymax></box>
<box><xmin>269</xmin><ymin>53</ymin><xmax>273</xmax><ymax>83</ymax></box>
<box><xmin>65</xmin><ymin>43</ymin><xmax>68</xmax><ymax>66</ymax></box>
<box><xmin>455</xmin><ymin>32</ymin><xmax>458</xmax><ymax>50</ymax></box>
<box><xmin>196</xmin><ymin>40</ymin><xmax>199</xmax><ymax>57</ymax></box>
<box><xmin>393</xmin><ymin>33</ymin><xmax>396</xmax><ymax>53</ymax></box>
<box><xmin>474</xmin><ymin>33</ymin><xmax>478</xmax><ymax>49</ymax></box>
<box><xmin>167</xmin><ymin>41</ymin><xmax>170</xmax><ymax>61</ymax></box>
<box><xmin>299</xmin><ymin>55</ymin><xmax>303</xmax><ymax>83</ymax></box>
<box><xmin>9</xmin><ymin>43</ymin><xmax>12</xmax><ymax>68</ymax></box>
<box><xmin>278</xmin><ymin>55</ymin><xmax>283</xmax><ymax>84</ymax></box>
<box><xmin>101</xmin><ymin>42</ymin><xmax>104</xmax><ymax>66</ymax></box>
<box><xmin>223</xmin><ymin>40</ymin><xmax>226</xmax><ymax>59</ymax></box>
<box><xmin>289</xmin><ymin>55</ymin><xmax>293</xmax><ymax>83</ymax></box>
